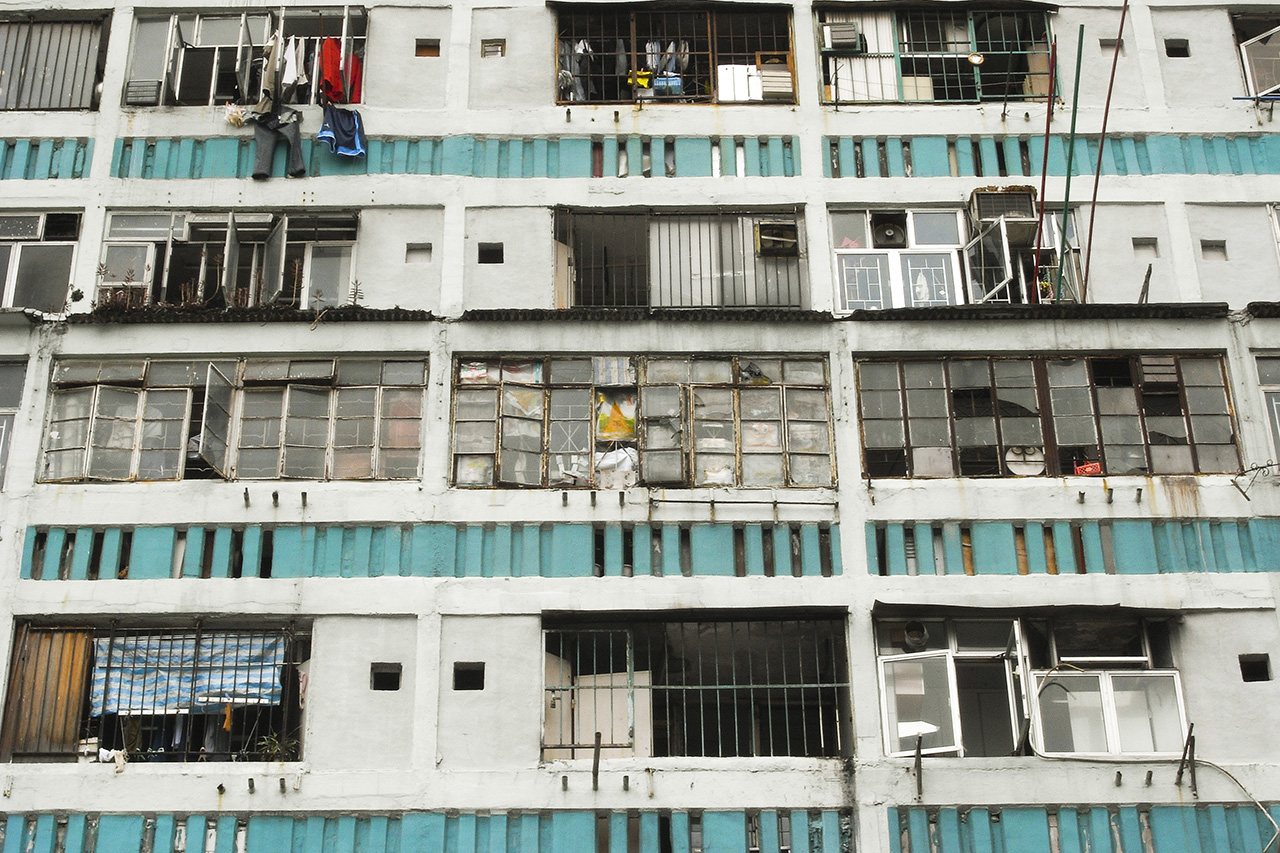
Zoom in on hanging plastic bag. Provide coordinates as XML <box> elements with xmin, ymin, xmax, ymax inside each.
<box><xmin>224</xmin><ymin>103</ymin><xmax>247</xmax><ymax>127</ymax></box>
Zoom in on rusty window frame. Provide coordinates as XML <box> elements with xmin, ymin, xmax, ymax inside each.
<box><xmin>856</xmin><ymin>354</ymin><xmax>1238</xmax><ymax>479</ymax></box>
<box><xmin>451</xmin><ymin>355</ymin><xmax>835</xmax><ymax>489</ymax></box>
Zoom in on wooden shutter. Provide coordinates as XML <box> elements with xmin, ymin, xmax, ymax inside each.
<box><xmin>0</xmin><ymin>626</ymin><xmax>92</xmax><ymax>759</ymax></box>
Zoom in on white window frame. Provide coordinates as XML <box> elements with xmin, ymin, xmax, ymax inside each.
<box><xmin>876</xmin><ymin>617</ymin><xmax>1188</xmax><ymax>759</ymax></box>
<box><xmin>833</xmin><ymin>209</ymin><xmax>966</xmax><ymax>312</ymax></box>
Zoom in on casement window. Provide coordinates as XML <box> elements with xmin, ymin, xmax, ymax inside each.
<box><xmin>0</xmin><ymin>17</ymin><xmax>109</xmax><ymax>110</ymax></box>
<box><xmin>0</xmin><ymin>362</ymin><xmax>25</xmax><ymax>485</ymax></box>
<box><xmin>544</xmin><ymin>613</ymin><xmax>849</xmax><ymax>759</ymax></box>
<box><xmin>857</xmin><ymin>354</ymin><xmax>1238</xmax><ymax>478</ymax></box>
<box><xmin>40</xmin><ymin>357</ymin><xmax>426</xmax><ymax>482</ymax></box>
<box><xmin>818</xmin><ymin>8</ymin><xmax>1051</xmax><ymax>104</ymax></box>
<box><xmin>876</xmin><ymin>616</ymin><xmax>1186</xmax><ymax>758</ymax></box>
<box><xmin>1233</xmin><ymin>16</ymin><xmax>1280</xmax><ymax>97</ymax></box>
<box><xmin>554</xmin><ymin>209</ymin><xmax>805</xmax><ymax>309</ymax></box>
<box><xmin>555</xmin><ymin>7</ymin><xmax>795</xmax><ymax>104</ymax></box>
<box><xmin>1258</xmin><ymin>356</ymin><xmax>1280</xmax><ymax>455</ymax></box>
<box><xmin>99</xmin><ymin>212</ymin><xmax>357</xmax><ymax>309</ymax></box>
<box><xmin>0</xmin><ymin>213</ymin><xmax>80</xmax><ymax>314</ymax></box>
<box><xmin>125</xmin><ymin>9</ymin><xmax>365</xmax><ymax>107</ymax></box>
<box><xmin>832</xmin><ymin>210</ymin><xmax>966</xmax><ymax>310</ymax></box>
<box><xmin>452</xmin><ymin>355</ymin><xmax>833</xmax><ymax>489</ymax></box>
<box><xmin>0</xmin><ymin>624</ymin><xmax>307</xmax><ymax>762</ymax></box>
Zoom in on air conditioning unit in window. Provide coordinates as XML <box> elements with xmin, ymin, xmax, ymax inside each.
<box><xmin>822</xmin><ymin>22</ymin><xmax>865</xmax><ymax>53</ymax></box>
<box><xmin>970</xmin><ymin>187</ymin><xmax>1037</xmax><ymax>223</ymax></box>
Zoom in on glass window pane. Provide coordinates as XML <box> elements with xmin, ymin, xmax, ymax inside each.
<box><xmin>789</xmin><ymin>453</ymin><xmax>832</xmax><ymax>486</ymax></box>
<box><xmin>831</xmin><ymin>211</ymin><xmax>869</xmax><ymax>249</ymax></box>
<box><xmin>335</xmin><ymin>360</ymin><xmax>381</xmax><ymax>385</ymax></box>
<box><xmin>863</xmin><ymin>419</ymin><xmax>905</xmax><ymax>448</ymax></box>
<box><xmin>380</xmin><ymin>360</ymin><xmax>426</xmax><ymax>385</ymax></box>
<box><xmin>1185</xmin><ymin>386</ymin><xmax>1227</xmax><ymax>415</ymax></box>
<box><xmin>13</xmin><ymin>244</ymin><xmax>73</xmax><ymax>313</ymax></box>
<box><xmin>455</xmin><ymin>389</ymin><xmax>497</xmax><ymax>420</ymax></box>
<box><xmin>1037</xmin><ymin>673</ymin><xmax>1107</xmax><ymax>753</ymax></box>
<box><xmin>1111</xmin><ymin>675</ymin><xmax>1183</xmax><ymax>754</ymax></box>
<box><xmin>742</xmin><ymin>421</ymin><xmax>782</xmax><ymax>452</ymax></box>
<box><xmin>645</xmin><ymin>358</ymin><xmax>690</xmax><ymax>384</ymax></box>
<box><xmin>499</xmin><ymin>449</ymin><xmax>541</xmax><ymax>484</ymax></box>
<box><xmin>859</xmin><ymin>363</ymin><xmax>901</xmax><ymax>391</ymax></box>
<box><xmin>454</xmin><ymin>421</ymin><xmax>495</xmax><ymax>453</ymax></box>
<box><xmin>740</xmin><ymin>388</ymin><xmax>781</xmax><ymax>419</ymax></box>
<box><xmin>642</xmin><ymin>450</ymin><xmax>684</xmax><ymax>484</ymax></box>
<box><xmin>694</xmin><ymin>452</ymin><xmax>735</xmax><ymax>485</ymax></box>
<box><xmin>742</xmin><ymin>454</ymin><xmax>784</xmax><ymax>485</ymax></box>
<box><xmin>551</xmin><ymin>388</ymin><xmax>592</xmax><ymax>420</ymax></box>
<box><xmin>901</xmin><ymin>253</ymin><xmax>955</xmax><ymax>307</ymax></box>
<box><xmin>501</xmin><ymin>417</ymin><xmax>543</xmax><ymax>451</ymax></box>
<box><xmin>1257</xmin><ymin>357</ymin><xmax>1280</xmax><ymax>386</ymax></box>
<box><xmin>550</xmin><ymin>359</ymin><xmax>592</xmax><ymax>384</ymax></box>
<box><xmin>454</xmin><ymin>454</ymin><xmax>494</xmax><ymax>485</ymax></box>
<box><xmin>787</xmin><ymin>422</ymin><xmax>829</xmax><ymax>453</ymax></box>
<box><xmin>692</xmin><ymin>360</ymin><xmax>732</xmax><ymax>384</ymax></box>
<box><xmin>785</xmin><ymin>388</ymin><xmax>828</xmax><ymax>420</ymax></box>
<box><xmin>912</xmin><ymin>211</ymin><xmax>960</xmax><ymax>245</ymax></box>
<box><xmin>643</xmin><ymin>386</ymin><xmax>682</xmax><ymax>418</ymax></box>
<box><xmin>782</xmin><ymin>360</ymin><xmax>825</xmax><ymax>385</ymax></box>
<box><xmin>458</xmin><ymin>360</ymin><xmax>498</xmax><ymax>384</ymax></box>
<box><xmin>503</xmin><ymin>387</ymin><xmax>544</xmax><ymax>419</ymax></box>
<box><xmin>1178</xmin><ymin>358</ymin><xmax>1223</xmax><ymax>386</ymax></box>
<box><xmin>882</xmin><ymin>654</ymin><xmax>956</xmax><ymax>754</ymax></box>
<box><xmin>102</xmin><ymin>245</ymin><xmax>150</xmax><ymax>283</ymax></box>
<box><xmin>306</xmin><ymin>245</ymin><xmax>353</xmax><ymax>308</ymax></box>
<box><xmin>904</xmin><ymin>362</ymin><xmax>945</xmax><ymax>388</ymax></box>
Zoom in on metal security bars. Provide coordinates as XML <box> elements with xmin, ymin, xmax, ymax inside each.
<box><xmin>555</xmin><ymin>209</ymin><xmax>805</xmax><ymax>308</ymax></box>
<box><xmin>40</xmin><ymin>357</ymin><xmax>426</xmax><ymax>483</ymax></box>
<box><xmin>857</xmin><ymin>355</ymin><xmax>1239</xmax><ymax>478</ymax></box>
<box><xmin>875</xmin><ymin>616</ymin><xmax>1185</xmax><ymax>758</ymax></box>
<box><xmin>452</xmin><ymin>355</ymin><xmax>833</xmax><ymax>489</ymax></box>
<box><xmin>0</xmin><ymin>624</ymin><xmax>308</xmax><ymax>762</ymax></box>
<box><xmin>0</xmin><ymin>18</ymin><xmax>108</xmax><ymax>110</ymax></box>
<box><xmin>556</xmin><ymin>7</ymin><xmax>794</xmax><ymax>104</ymax></box>
<box><xmin>543</xmin><ymin>615</ymin><xmax>849</xmax><ymax>759</ymax></box>
<box><xmin>819</xmin><ymin>9</ymin><xmax>1051</xmax><ymax>104</ymax></box>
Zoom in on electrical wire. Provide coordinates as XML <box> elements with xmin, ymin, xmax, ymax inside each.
<box><xmin>1022</xmin><ymin>667</ymin><xmax>1280</xmax><ymax>853</ymax></box>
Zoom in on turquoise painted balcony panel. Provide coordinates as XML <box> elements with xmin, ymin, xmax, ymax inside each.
<box><xmin>21</xmin><ymin>522</ymin><xmax>840</xmax><ymax>580</ymax></box>
<box><xmin>827</xmin><ymin>133</ymin><xmax>1280</xmax><ymax>179</ymax></box>
<box><xmin>867</xmin><ymin>518</ymin><xmax>1280</xmax><ymax>576</ymax></box>
<box><xmin>0</xmin><ymin>139</ymin><xmax>92</xmax><ymax>179</ymax></box>
<box><xmin>110</xmin><ymin>135</ymin><xmax>801</xmax><ymax>180</ymax></box>
<box><xmin>889</xmin><ymin>804</ymin><xmax>1280</xmax><ymax>853</ymax></box>
<box><xmin>0</xmin><ymin>810</ymin><xmax>851</xmax><ymax>853</ymax></box>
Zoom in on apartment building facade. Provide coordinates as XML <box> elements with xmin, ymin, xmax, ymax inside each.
<box><xmin>1</xmin><ymin>0</ymin><xmax>1280</xmax><ymax>850</ymax></box>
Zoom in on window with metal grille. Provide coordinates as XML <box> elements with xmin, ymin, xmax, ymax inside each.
<box><xmin>0</xmin><ymin>213</ymin><xmax>81</xmax><ymax>314</ymax></box>
<box><xmin>857</xmin><ymin>354</ymin><xmax>1238</xmax><ymax>478</ymax></box>
<box><xmin>452</xmin><ymin>355</ymin><xmax>833</xmax><ymax>489</ymax></box>
<box><xmin>556</xmin><ymin>7</ymin><xmax>794</xmax><ymax>104</ymax></box>
<box><xmin>0</xmin><ymin>624</ymin><xmax>308</xmax><ymax>762</ymax></box>
<box><xmin>0</xmin><ymin>18</ymin><xmax>108</xmax><ymax>110</ymax></box>
<box><xmin>543</xmin><ymin>613</ymin><xmax>850</xmax><ymax>759</ymax></box>
<box><xmin>876</xmin><ymin>615</ymin><xmax>1185</xmax><ymax>758</ymax></box>
<box><xmin>40</xmin><ymin>357</ymin><xmax>426</xmax><ymax>483</ymax></box>
<box><xmin>555</xmin><ymin>209</ymin><xmax>805</xmax><ymax>309</ymax></box>
<box><xmin>125</xmin><ymin>9</ymin><xmax>365</xmax><ymax>108</ymax></box>
<box><xmin>818</xmin><ymin>9</ymin><xmax>1051</xmax><ymax>104</ymax></box>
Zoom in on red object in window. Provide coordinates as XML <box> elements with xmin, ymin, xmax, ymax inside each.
<box><xmin>318</xmin><ymin>38</ymin><xmax>362</xmax><ymax>103</ymax></box>
<box><xmin>1075</xmin><ymin>461</ymin><xmax>1103</xmax><ymax>476</ymax></box>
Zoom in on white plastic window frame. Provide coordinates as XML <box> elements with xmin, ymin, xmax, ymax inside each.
<box><xmin>1029</xmin><ymin>668</ymin><xmax>1187</xmax><ymax>758</ymax></box>
<box><xmin>876</xmin><ymin>618</ymin><xmax>1022</xmax><ymax>758</ymax></box>
<box><xmin>1239</xmin><ymin>23</ymin><xmax>1280</xmax><ymax>97</ymax></box>
<box><xmin>833</xmin><ymin>209</ymin><xmax>966</xmax><ymax>312</ymax></box>
<box><xmin>1257</xmin><ymin>354</ymin><xmax>1280</xmax><ymax>455</ymax></box>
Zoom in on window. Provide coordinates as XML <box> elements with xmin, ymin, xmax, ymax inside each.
<box><xmin>833</xmin><ymin>210</ymin><xmax>964</xmax><ymax>310</ymax></box>
<box><xmin>555</xmin><ymin>209</ymin><xmax>805</xmax><ymax>309</ymax></box>
<box><xmin>452</xmin><ymin>355</ymin><xmax>833</xmax><ymax>488</ymax></box>
<box><xmin>99</xmin><ymin>211</ymin><xmax>357</xmax><ymax>309</ymax></box>
<box><xmin>556</xmin><ymin>7</ymin><xmax>794</xmax><ymax>104</ymax></box>
<box><xmin>1258</xmin><ymin>356</ymin><xmax>1280</xmax><ymax>455</ymax></box>
<box><xmin>876</xmin><ymin>616</ymin><xmax>1185</xmax><ymax>758</ymax></box>
<box><xmin>1235</xmin><ymin>16</ymin><xmax>1280</xmax><ymax>96</ymax></box>
<box><xmin>819</xmin><ymin>9</ymin><xmax>1051</xmax><ymax>104</ymax></box>
<box><xmin>0</xmin><ymin>361</ymin><xmax>25</xmax><ymax>485</ymax></box>
<box><xmin>0</xmin><ymin>213</ymin><xmax>80</xmax><ymax>314</ymax></box>
<box><xmin>544</xmin><ymin>613</ymin><xmax>849</xmax><ymax>759</ymax></box>
<box><xmin>834</xmin><ymin>202</ymin><xmax>1080</xmax><ymax>312</ymax></box>
<box><xmin>0</xmin><ymin>625</ymin><xmax>307</xmax><ymax>762</ymax></box>
<box><xmin>0</xmin><ymin>17</ymin><xmax>109</xmax><ymax>110</ymax></box>
<box><xmin>40</xmin><ymin>357</ymin><xmax>426</xmax><ymax>482</ymax></box>
<box><xmin>125</xmin><ymin>9</ymin><xmax>365</xmax><ymax>107</ymax></box>
<box><xmin>858</xmin><ymin>355</ymin><xmax>1238</xmax><ymax>478</ymax></box>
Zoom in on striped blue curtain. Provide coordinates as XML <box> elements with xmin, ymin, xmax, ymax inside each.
<box><xmin>91</xmin><ymin>632</ymin><xmax>286</xmax><ymax>715</ymax></box>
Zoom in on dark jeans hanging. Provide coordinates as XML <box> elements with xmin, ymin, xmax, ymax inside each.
<box><xmin>252</xmin><ymin>110</ymin><xmax>306</xmax><ymax>179</ymax></box>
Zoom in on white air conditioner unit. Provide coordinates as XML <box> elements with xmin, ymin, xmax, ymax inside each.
<box><xmin>970</xmin><ymin>188</ymin><xmax>1037</xmax><ymax>223</ymax></box>
<box><xmin>822</xmin><ymin>22</ymin><xmax>865</xmax><ymax>53</ymax></box>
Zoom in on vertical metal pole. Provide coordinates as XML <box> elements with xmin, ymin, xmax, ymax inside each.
<box><xmin>1083</xmin><ymin>0</ymin><xmax>1130</xmax><ymax>298</ymax></box>
<box><xmin>1054</xmin><ymin>25</ymin><xmax>1086</xmax><ymax>302</ymax></box>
